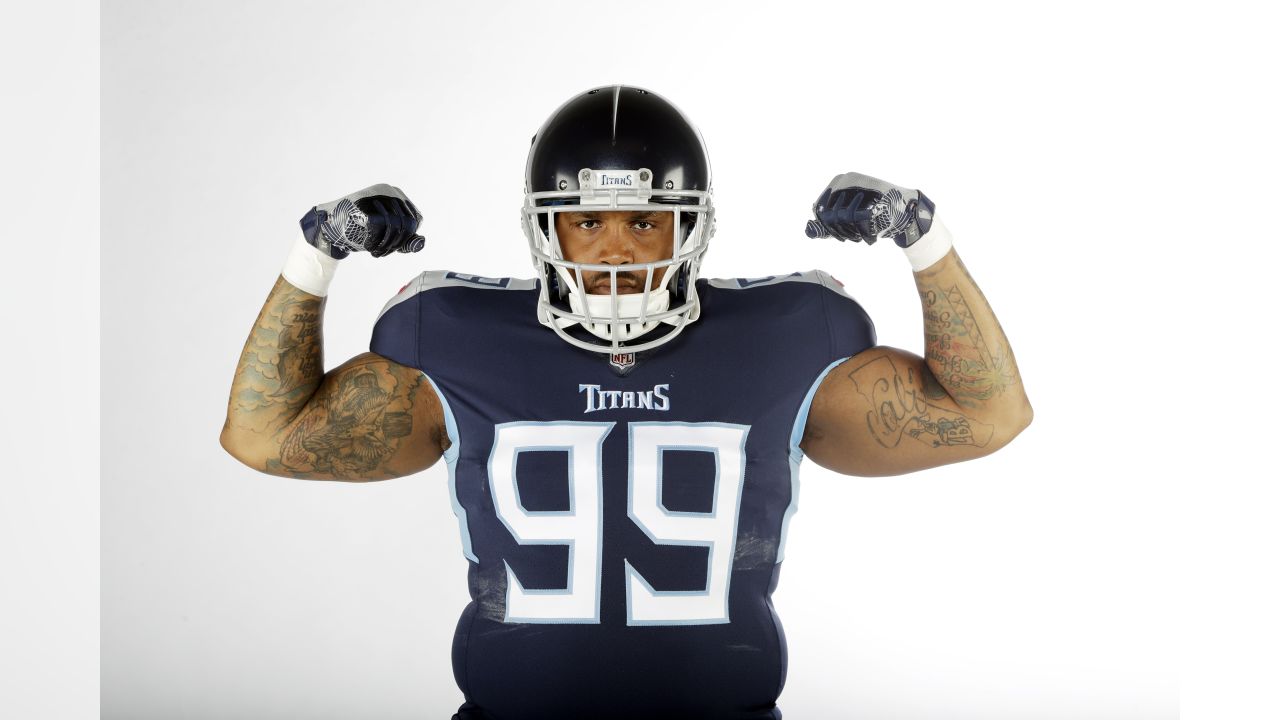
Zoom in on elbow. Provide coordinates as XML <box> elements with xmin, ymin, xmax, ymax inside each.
<box><xmin>219</xmin><ymin>431</ymin><xmax>249</xmax><ymax>467</ymax></box>
<box><xmin>219</xmin><ymin>425</ymin><xmax>265</xmax><ymax>471</ymax></box>
<box><xmin>1009</xmin><ymin>395</ymin><xmax>1034</xmax><ymax>436</ymax></box>
<box><xmin>989</xmin><ymin>398</ymin><xmax>1034</xmax><ymax>451</ymax></box>
<box><xmin>218</xmin><ymin>422</ymin><xmax>241</xmax><ymax>458</ymax></box>
<box><xmin>219</xmin><ymin>425</ymin><xmax>348</xmax><ymax>481</ymax></box>
<box><xmin>218</xmin><ymin>424</ymin><xmax>236</xmax><ymax>458</ymax></box>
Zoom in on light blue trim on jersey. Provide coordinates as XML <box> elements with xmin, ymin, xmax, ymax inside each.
<box><xmin>488</xmin><ymin>421</ymin><xmax>613</xmax><ymax>625</ymax></box>
<box><xmin>509</xmin><ymin>445</ymin><xmax>577</xmax><ymax>518</ymax></box>
<box><xmin>655</xmin><ymin>445</ymin><xmax>722</xmax><ymax>518</ymax></box>
<box><xmin>437</xmin><ymin>271</ymin><xmax>538</xmax><ymax>291</ymax></box>
<box><xmin>626</xmin><ymin>421</ymin><xmax>749</xmax><ymax>547</ymax></box>
<box><xmin>420</xmin><ymin>372</ymin><xmax>476</xmax><ymax>563</ymax></box>
<box><xmin>624</xmin><ymin>421</ymin><xmax>749</xmax><ymax>626</ymax></box>
<box><xmin>779</xmin><ymin>357</ymin><xmax>851</xmax><ymax>564</ymax></box>
<box><xmin>704</xmin><ymin>269</ymin><xmax>853</xmax><ymax>300</ymax></box>
<box><xmin>376</xmin><ymin>271</ymin><xmax>538</xmax><ymax>323</ymax></box>
<box><xmin>634</xmin><ymin>441</ymin><xmax>719</xmax><ymax>605</ymax></box>
<box><xmin>623</xmin><ymin>559</ymin><xmax>732</xmax><ymax>627</ymax></box>
<box><xmin>704</xmin><ymin>272</ymin><xmax>804</xmax><ymax>290</ymax></box>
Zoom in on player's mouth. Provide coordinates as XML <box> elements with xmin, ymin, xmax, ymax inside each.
<box><xmin>588</xmin><ymin>275</ymin><xmax>643</xmax><ymax>295</ymax></box>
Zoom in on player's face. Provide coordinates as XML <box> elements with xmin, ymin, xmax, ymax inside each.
<box><xmin>554</xmin><ymin>211</ymin><xmax>675</xmax><ymax>295</ymax></box>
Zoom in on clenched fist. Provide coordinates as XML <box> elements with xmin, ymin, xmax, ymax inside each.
<box><xmin>804</xmin><ymin>172</ymin><xmax>935</xmax><ymax>248</ymax></box>
<box><xmin>300</xmin><ymin>184</ymin><xmax>425</xmax><ymax>259</ymax></box>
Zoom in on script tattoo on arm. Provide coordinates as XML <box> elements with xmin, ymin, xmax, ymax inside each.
<box><xmin>806</xmin><ymin>251</ymin><xmax>1029</xmax><ymax>473</ymax></box>
<box><xmin>917</xmin><ymin>257</ymin><xmax>1021</xmax><ymax>409</ymax></box>
<box><xmin>847</xmin><ymin>355</ymin><xmax>994</xmax><ymax>450</ymax></box>
<box><xmin>227</xmin><ymin>277</ymin><xmax>326</xmax><ymax>439</ymax></box>
<box><xmin>270</xmin><ymin>361</ymin><xmax>423</xmax><ymax>480</ymax></box>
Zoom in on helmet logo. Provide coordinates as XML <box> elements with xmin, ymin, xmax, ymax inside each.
<box><xmin>578</xmin><ymin>169</ymin><xmax>652</xmax><ymax>203</ymax></box>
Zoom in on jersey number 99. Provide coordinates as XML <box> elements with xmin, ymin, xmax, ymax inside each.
<box><xmin>489</xmin><ymin>421</ymin><xmax>750</xmax><ymax>626</ymax></box>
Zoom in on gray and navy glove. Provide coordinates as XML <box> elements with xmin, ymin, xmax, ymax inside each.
<box><xmin>299</xmin><ymin>184</ymin><xmax>425</xmax><ymax>259</ymax></box>
<box><xmin>804</xmin><ymin>172</ymin><xmax>935</xmax><ymax>248</ymax></box>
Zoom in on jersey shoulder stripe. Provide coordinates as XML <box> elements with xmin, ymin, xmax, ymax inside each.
<box><xmin>704</xmin><ymin>269</ymin><xmax>854</xmax><ymax>300</ymax></box>
<box><xmin>701</xmin><ymin>269</ymin><xmax>875</xmax><ymax>361</ymax></box>
<box><xmin>378</xmin><ymin>270</ymin><xmax>538</xmax><ymax>318</ymax></box>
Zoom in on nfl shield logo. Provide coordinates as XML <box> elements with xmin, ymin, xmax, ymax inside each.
<box><xmin>609</xmin><ymin>352</ymin><xmax>635</xmax><ymax>372</ymax></box>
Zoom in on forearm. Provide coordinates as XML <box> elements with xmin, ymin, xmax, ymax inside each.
<box><xmin>220</xmin><ymin>275</ymin><xmax>326</xmax><ymax>449</ymax></box>
<box><xmin>913</xmin><ymin>248</ymin><xmax>1032</xmax><ymax>429</ymax></box>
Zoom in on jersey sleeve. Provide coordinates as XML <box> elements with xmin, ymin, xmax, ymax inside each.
<box><xmin>369</xmin><ymin>273</ymin><xmax>423</xmax><ymax>371</ymax></box>
<box><xmin>813</xmin><ymin>270</ymin><xmax>877</xmax><ymax>359</ymax></box>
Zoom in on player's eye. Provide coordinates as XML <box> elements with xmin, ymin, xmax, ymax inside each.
<box><xmin>577</xmin><ymin>219</ymin><xmax>601</xmax><ymax>230</ymax></box>
<box><xmin>632</xmin><ymin>221</ymin><xmax>655</xmax><ymax>231</ymax></box>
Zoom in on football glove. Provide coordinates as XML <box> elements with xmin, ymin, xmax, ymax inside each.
<box><xmin>299</xmin><ymin>184</ymin><xmax>425</xmax><ymax>259</ymax></box>
<box><xmin>804</xmin><ymin>172</ymin><xmax>935</xmax><ymax>248</ymax></box>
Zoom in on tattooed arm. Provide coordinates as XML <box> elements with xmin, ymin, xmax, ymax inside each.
<box><xmin>219</xmin><ymin>276</ymin><xmax>448</xmax><ymax>481</ymax></box>
<box><xmin>801</xmin><ymin>249</ymin><xmax>1032</xmax><ymax>476</ymax></box>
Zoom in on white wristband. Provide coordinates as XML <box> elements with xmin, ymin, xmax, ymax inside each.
<box><xmin>904</xmin><ymin>217</ymin><xmax>954</xmax><ymax>272</ymax></box>
<box><xmin>281</xmin><ymin>234</ymin><xmax>340</xmax><ymax>297</ymax></box>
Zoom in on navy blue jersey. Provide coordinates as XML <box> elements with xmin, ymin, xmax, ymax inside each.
<box><xmin>370</xmin><ymin>270</ymin><xmax>875</xmax><ymax>720</ymax></box>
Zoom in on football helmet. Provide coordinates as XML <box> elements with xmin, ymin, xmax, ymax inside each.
<box><xmin>521</xmin><ymin>85</ymin><xmax>715</xmax><ymax>354</ymax></box>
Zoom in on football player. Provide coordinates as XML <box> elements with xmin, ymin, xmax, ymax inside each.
<box><xmin>220</xmin><ymin>85</ymin><xmax>1032</xmax><ymax>720</ymax></box>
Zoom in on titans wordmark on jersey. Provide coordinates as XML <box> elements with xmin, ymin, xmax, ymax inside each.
<box><xmin>370</xmin><ymin>270</ymin><xmax>875</xmax><ymax>720</ymax></box>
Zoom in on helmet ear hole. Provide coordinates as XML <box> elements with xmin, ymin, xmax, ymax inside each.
<box><xmin>545</xmin><ymin>264</ymin><xmax>562</xmax><ymax>299</ymax></box>
<box><xmin>679</xmin><ymin>211</ymin><xmax>697</xmax><ymax>244</ymax></box>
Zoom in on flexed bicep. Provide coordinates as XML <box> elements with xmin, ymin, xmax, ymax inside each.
<box><xmin>801</xmin><ymin>347</ymin><xmax>1010</xmax><ymax>476</ymax></box>
<box><xmin>268</xmin><ymin>353</ymin><xmax>448</xmax><ymax>481</ymax></box>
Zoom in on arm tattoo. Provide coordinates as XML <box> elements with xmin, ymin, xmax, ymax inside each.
<box><xmin>273</xmin><ymin>299</ymin><xmax>323</xmax><ymax>399</ymax></box>
<box><xmin>919</xmin><ymin>261</ymin><xmax>1020</xmax><ymax>409</ymax></box>
<box><xmin>228</xmin><ymin>278</ymin><xmax>325</xmax><ymax>437</ymax></box>
<box><xmin>847</xmin><ymin>355</ymin><xmax>993</xmax><ymax>449</ymax></box>
<box><xmin>270</xmin><ymin>362</ymin><xmax>422</xmax><ymax>479</ymax></box>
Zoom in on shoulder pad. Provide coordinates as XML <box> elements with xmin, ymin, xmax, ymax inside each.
<box><xmin>705</xmin><ymin>270</ymin><xmax>854</xmax><ymax>299</ymax></box>
<box><xmin>380</xmin><ymin>270</ymin><xmax>537</xmax><ymax>315</ymax></box>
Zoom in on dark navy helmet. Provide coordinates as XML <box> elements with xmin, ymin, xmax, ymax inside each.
<box><xmin>521</xmin><ymin>85</ymin><xmax>715</xmax><ymax>354</ymax></box>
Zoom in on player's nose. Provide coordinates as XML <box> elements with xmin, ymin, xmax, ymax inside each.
<box><xmin>596</xmin><ymin>222</ymin><xmax>635</xmax><ymax>265</ymax></box>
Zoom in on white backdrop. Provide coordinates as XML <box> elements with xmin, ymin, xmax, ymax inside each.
<box><xmin>92</xmin><ymin>0</ymin><xmax>1275</xmax><ymax>718</ymax></box>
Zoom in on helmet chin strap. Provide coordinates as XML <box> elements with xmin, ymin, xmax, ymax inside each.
<box><xmin>567</xmin><ymin>287</ymin><xmax>673</xmax><ymax>342</ymax></box>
